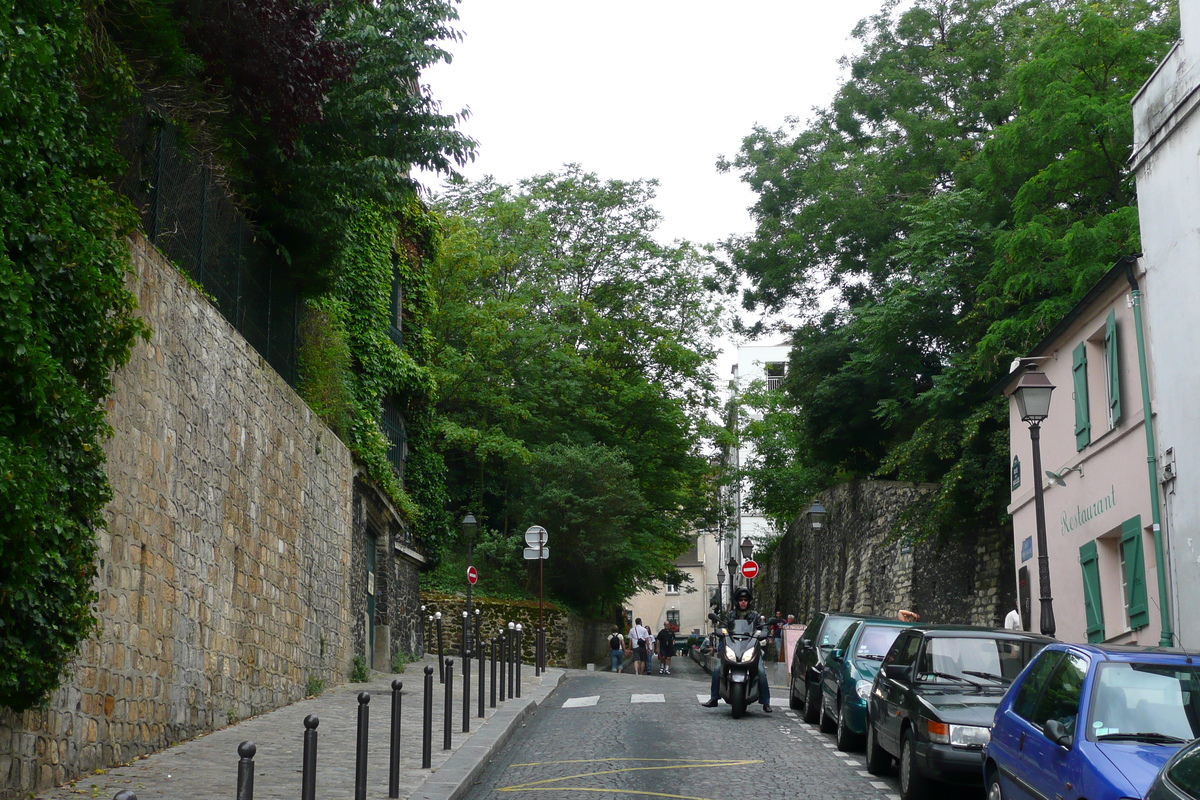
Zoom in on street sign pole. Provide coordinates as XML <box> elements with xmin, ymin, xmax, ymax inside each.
<box><xmin>524</xmin><ymin>526</ymin><xmax>548</xmax><ymax>673</ymax></box>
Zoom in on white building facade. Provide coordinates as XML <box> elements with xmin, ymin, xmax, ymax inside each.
<box><xmin>1131</xmin><ymin>0</ymin><xmax>1200</xmax><ymax>649</ymax></box>
<box><xmin>728</xmin><ymin>342</ymin><xmax>792</xmax><ymax>544</ymax></box>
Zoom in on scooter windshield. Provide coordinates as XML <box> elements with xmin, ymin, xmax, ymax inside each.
<box><xmin>730</xmin><ymin>619</ymin><xmax>755</xmax><ymax>636</ymax></box>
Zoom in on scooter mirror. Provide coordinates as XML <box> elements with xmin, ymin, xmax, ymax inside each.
<box><xmin>708</xmin><ymin>612</ymin><xmax>719</xmax><ymax>622</ymax></box>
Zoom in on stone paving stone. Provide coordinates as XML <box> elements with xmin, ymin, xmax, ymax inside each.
<box><xmin>33</xmin><ymin>656</ymin><xmax>559</xmax><ymax>800</ymax></box>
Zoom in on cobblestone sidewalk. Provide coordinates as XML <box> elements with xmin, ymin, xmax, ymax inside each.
<box><xmin>34</xmin><ymin>656</ymin><xmax>562</xmax><ymax>800</ymax></box>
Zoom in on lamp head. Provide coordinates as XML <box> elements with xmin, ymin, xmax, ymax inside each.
<box><xmin>1012</xmin><ymin>365</ymin><xmax>1055</xmax><ymax>423</ymax></box>
<box><xmin>460</xmin><ymin>513</ymin><xmax>478</xmax><ymax>535</ymax></box>
<box><xmin>740</xmin><ymin>537</ymin><xmax>753</xmax><ymax>559</ymax></box>
<box><xmin>1045</xmin><ymin>465</ymin><xmax>1083</xmax><ymax>486</ymax></box>
<box><xmin>806</xmin><ymin>502</ymin><xmax>828</xmax><ymax>530</ymax></box>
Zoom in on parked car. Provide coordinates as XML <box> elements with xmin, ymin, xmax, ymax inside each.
<box><xmin>789</xmin><ymin>611</ymin><xmax>881</xmax><ymax>723</ymax></box>
<box><xmin>1147</xmin><ymin>735</ymin><xmax>1200</xmax><ymax>800</ymax></box>
<box><xmin>818</xmin><ymin>617</ymin><xmax>916</xmax><ymax>750</ymax></box>
<box><xmin>864</xmin><ymin>625</ymin><xmax>1053</xmax><ymax>800</ymax></box>
<box><xmin>984</xmin><ymin>642</ymin><xmax>1200</xmax><ymax>800</ymax></box>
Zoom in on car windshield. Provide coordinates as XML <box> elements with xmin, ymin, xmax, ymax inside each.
<box><xmin>821</xmin><ymin>618</ymin><xmax>855</xmax><ymax>647</ymax></box>
<box><xmin>855</xmin><ymin>626</ymin><xmax>905</xmax><ymax>660</ymax></box>
<box><xmin>917</xmin><ymin>637</ymin><xmax>1042</xmax><ymax>684</ymax></box>
<box><xmin>1089</xmin><ymin>662</ymin><xmax>1200</xmax><ymax>742</ymax></box>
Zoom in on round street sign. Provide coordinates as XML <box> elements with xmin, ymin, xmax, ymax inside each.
<box><xmin>467</xmin><ymin>565</ymin><xmax>478</xmax><ymax>585</ymax></box>
<box><xmin>740</xmin><ymin>560</ymin><xmax>759</xmax><ymax>580</ymax></box>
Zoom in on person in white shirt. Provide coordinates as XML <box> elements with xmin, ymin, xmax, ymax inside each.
<box><xmin>628</xmin><ymin>618</ymin><xmax>651</xmax><ymax>675</ymax></box>
<box><xmin>1004</xmin><ymin>608</ymin><xmax>1022</xmax><ymax>630</ymax></box>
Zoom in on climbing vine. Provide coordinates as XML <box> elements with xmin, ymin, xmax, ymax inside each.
<box><xmin>0</xmin><ymin>1</ymin><xmax>148</xmax><ymax>711</ymax></box>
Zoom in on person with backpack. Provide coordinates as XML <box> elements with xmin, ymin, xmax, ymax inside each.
<box><xmin>607</xmin><ymin>625</ymin><xmax>625</xmax><ymax>672</ymax></box>
<box><xmin>628</xmin><ymin>618</ymin><xmax>651</xmax><ymax>675</ymax></box>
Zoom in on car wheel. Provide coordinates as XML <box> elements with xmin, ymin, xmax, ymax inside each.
<box><xmin>803</xmin><ymin>680</ymin><xmax>821</xmax><ymax>724</ymax></box>
<box><xmin>836</xmin><ymin>699</ymin><xmax>861</xmax><ymax>751</ymax></box>
<box><xmin>899</xmin><ymin>728</ymin><xmax>930</xmax><ymax>800</ymax></box>
<box><xmin>986</xmin><ymin>771</ymin><xmax>1004</xmax><ymax>800</ymax></box>
<box><xmin>819</xmin><ymin>693</ymin><xmax>837</xmax><ymax>733</ymax></box>
<box><xmin>865</xmin><ymin>718</ymin><xmax>890</xmax><ymax>774</ymax></box>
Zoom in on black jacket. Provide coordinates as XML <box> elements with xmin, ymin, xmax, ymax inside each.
<box><xmin>720</xmin><ymin>607</ymin><xmax>765</xmax><ymax>632</ymax></box>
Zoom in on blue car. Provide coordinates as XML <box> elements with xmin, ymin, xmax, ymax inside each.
<box><xmin>984</xmin><ymin>642</ymin><xmax>1200</xmax><ymax>800</ymax></box>
<box><xmin>818</xmin><ymin>618</ymin><xmax>915</xmax><ymax>750</ymax></box>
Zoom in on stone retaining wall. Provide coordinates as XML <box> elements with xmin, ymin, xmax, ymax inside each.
<box><xmin>757</xmin><ymin>480</ymin><xmax>1014</xmax><ymax>627</ymax></box>
<box><xmin>0</xmin><ymin>235</ymin><xmax>402</xmax><ymax>798</ymax></box>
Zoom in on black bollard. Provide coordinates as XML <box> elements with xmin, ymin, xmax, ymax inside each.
<box><xmin>355</xmin><ymin>692</ymin><xmax>370</xmax><ymax>800</ymax></box>
<box><xmin>477</xmin><ymin>624</ymin><xmax>485</xmax><ymax>718</ymax></box>
<box><xmin>462</xmin><ymin>610</ymin><xmax>470</xmax><ymax>659</ymax></box>
<box><xmin>490</xmin><ymin>637</ymin><xmax>497</xmax><ymax>708</ymax></box>
<box><xmin>498</xmin><ymin>633</ymin><xmax>506</xmax><ymax>702</ymax></box>
<box><xmin>515</xmin><ymin>626</ymin><xmax>522</xmax><ymax>698</ymax></box>
<box><xmin>301</xmin><ymin>715</ymin><xmax>319</xmax><ymax>800</ymax></box>
<box><xmin>436</xmin><ymin>613</ymin><xmax>445</xmax><ymax>684</ymax></box>
<box><xmin>507</xmin><ymin>626</ymin><xmax>516</xmax><ymax>699</ymax></box>
<box><xmin>114</xmin><ymin>792</ymin><xmax>138</xmax><ymax>800</ymax></box>
<box><xmin>535</xmin><ymin>626</ymin><xmax>541</xmax><ymax>677</ymax></box>
<box><xmin>236</xmin><ymin>741</ymin><xmax>256</xmax><ymax>800</ymax></box>
<box><xmin>443</xmin><ymin>659</ymin><xmax>455</xmax><ymax>750</ymax></box>
<box><xmin>462</xmin><ymin>649</ymin><xmax>471</xmax><ymax>733</ymax></box>
<box><xmin>422</xmin><ymin>665</ymin><xmax>434</xmax><ymax>769</ymax></box>
<box><xmin>388</xmin><ymin>680</ymin><xmax>402</xmax><ymax>798</ymax></box>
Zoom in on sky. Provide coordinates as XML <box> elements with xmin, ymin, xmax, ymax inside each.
<box><xmin>417</xmin><ymin>0</ymin><xmax>889</xmax><ymax>376</ymax></box>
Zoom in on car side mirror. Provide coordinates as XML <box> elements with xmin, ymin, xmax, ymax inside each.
<box><xmin>882</xmin><ymin>664</ymin><xmax>911</xmax><ymax>682</ymax></box>
<box><xmin>831</xmin><ymin>648</ymin><xmax>844</xmax><ymax>661</ymax></box>
<box><xmin>1043</xmin><ymin>719</ymin><xmax>1072</xmax><ymax>749</ymax></box>
<box><xmin>802</xmin><ymin>639</ymin><xmax>813</xmax><ymax>649</ymax></box>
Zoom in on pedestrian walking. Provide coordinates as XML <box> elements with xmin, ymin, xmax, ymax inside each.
<box><xmin>771</xmin><ymin>610</ymin><xmax>784</xmax><ymax>661</ymax></box>
<box><xmin>628</xmin><ymin>618</ymin><xmax>651</xmax><ymax>675</ymax></box>
<box><xmin>607</xmin><ymin>625</ymin><xmax>625</xmax><ymax>672</ymax></box>
<box><xmin>656</xmin><ymin>625</ymin><xmax>676</xmax><ymax>674</ymax></box>
<box><xmin>642</xmin><ymin>624</ymin><xmax>656</xmax><ymax>674</ymax></box>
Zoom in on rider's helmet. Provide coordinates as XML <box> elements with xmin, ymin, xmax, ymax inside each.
<box><xmin>732</xmin><ymin>587</ymin><xmax>752</xmax><ymax>604</ymax></box>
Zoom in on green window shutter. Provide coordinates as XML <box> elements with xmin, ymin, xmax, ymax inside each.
<box><xmin>1106</xmin><ymin>310</ymin><xmax>1121</xmax><ymax>424</ymax></box>
<box><xmin>1073</xmin><ymin>342</ymin><xmax>1090</xmax><ymax>450</ymax></box>
<box><xmin>1121</xmin><ymin>516</ymin><xmax>1149</xmax><ymax>629</ymax></box>
<box><xmin>1079</xmin><ymin>540</ymin><xmax>1105</xmax><ymax>643</ymax></box>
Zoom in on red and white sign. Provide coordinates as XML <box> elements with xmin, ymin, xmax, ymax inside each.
<box><xmin>741</xmin><ymin>560</ymin><xmax>759</xmax><ymax>580</ymax></box>
<box><xmin>467</xmin><ymin>565</ymin><xmax>478</xmax><ymax>585</ymax></box>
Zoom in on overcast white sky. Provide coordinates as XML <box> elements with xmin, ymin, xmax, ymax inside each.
<box><xmin>418</xmin><ymin>0</ymin><xmax>887</xmax><ymax>376</ymax></box>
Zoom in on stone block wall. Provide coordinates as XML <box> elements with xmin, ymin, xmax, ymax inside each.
<box><xmin>757</xmin><ymin>480</ymin><xmax>1014</xmax><ymax>628</ymax></box>
<box><xmin>418</xmin><ymin>594</ymin><xmax>611</xmax><ymax>668</ymax></box>
<box><xmin>0</xmin><ymin>235</ymin><xmax>361</xmax><ymax>798</ymax></box>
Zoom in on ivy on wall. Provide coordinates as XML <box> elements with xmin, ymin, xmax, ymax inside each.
<box><xmin>0</xmin><ymin>2</ymin><xmax>148</xmax><ymax>711</ymax></box>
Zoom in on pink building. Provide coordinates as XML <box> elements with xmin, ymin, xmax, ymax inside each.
<box><xmin>1003</xmin><ymin>260</ymin><xmax>1168</xmax><ymax>646</ymax></box>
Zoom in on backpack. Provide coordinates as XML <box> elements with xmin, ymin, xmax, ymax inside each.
<box><xmin>609</xmin><ymin>633</ymin><xmax>622</xmax><ymax>650</ymax></box>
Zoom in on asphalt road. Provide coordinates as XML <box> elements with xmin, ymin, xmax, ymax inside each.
<box><xmin>459</xmin><ymin>654</ymin><xmax>983</xmax><ymax>800</ymax></box>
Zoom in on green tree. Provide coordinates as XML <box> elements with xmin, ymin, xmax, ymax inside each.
<box><xmin>427</xmin><ymin>167</ymin><xmax>726</xmax><ymax>607</ymax></box>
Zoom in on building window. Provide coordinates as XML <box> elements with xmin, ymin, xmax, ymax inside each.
<box><xmin>380</xmin><ymin>397</ymin><xmax>407</xmax><ymax>479</ymax></box>
<box><xmin>765</xmin><ymin>362</ymin><xmax>786</xmax><ymax>391</ymax></box>
<box><xmin>665</xmin><ymin>583</ymin><xmax>679</xmax><ymax>595</ymax></box>
<box><xmin>666</xmin><ymin>609</ymin><xmax>680</xmax><ymax>629</ymax></box>
<box><xmin>387</xmin><ymin>258</ymin><xmax>403</xmax><ymax>348</ymax></box>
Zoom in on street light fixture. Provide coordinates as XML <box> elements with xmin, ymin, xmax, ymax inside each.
<box><xmin>715</xmin><ymin>567</ymin><xmax>726</xmax><ymax>612</ymax></box>
<box><xmin>740</xmin><ymin>537</ymin><xmax>753</xmax><ymax>561</ymax></box>
<box><xmin>806</xmin><ymin>503</ymin><xmax>827</xmax><ymax>530</ymax></box>
<box><xmin>1012</xmin><ymin>365</ymin><xmax>1056</xmax><ymax>637</ymax></box>
<box><xmin>726</xmin><ymin>555</ymin><xmax>737</xmax><ymax>600</ymax></box>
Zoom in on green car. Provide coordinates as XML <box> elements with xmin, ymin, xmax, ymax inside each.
<box><xmin>819</xmin><ymin>618</ymin><xmax>915</xmax><ymax>750</ymax></box>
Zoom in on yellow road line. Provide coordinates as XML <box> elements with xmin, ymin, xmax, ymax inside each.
<box><xmin>498</xmin><ymin>758</ymin><xmax>764</xmax><ymax>795</ymax></box>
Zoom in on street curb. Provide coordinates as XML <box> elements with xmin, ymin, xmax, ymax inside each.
<box><xmin>407</xmin><ymin>667</ymin><xmax>566</xmax><ymax>800</ymax></box>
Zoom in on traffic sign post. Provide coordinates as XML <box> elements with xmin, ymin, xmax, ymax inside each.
<box><xmin>740</xmin><ymin>560</ymin><xmax>759</xmax><ymax>580</ymax></box>
<box><xmin>524</xmin><ymin>526</ymin><xmax>548</xmax><ymax>674</ymax></box>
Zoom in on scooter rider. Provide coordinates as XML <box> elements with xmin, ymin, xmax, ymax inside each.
<box><xmin>700</xmin><ymin>587</ymin><xmax>773</xmax><ymax>712</ymax></box>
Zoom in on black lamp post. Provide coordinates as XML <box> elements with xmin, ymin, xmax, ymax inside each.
<box><xmin>715</xmin><ymin>567</ymin><xmax>726</xmax><ymax>612</ymax></box>
<box><xmin>461</xmin><ymin>514</ymin><xmax>478</xmax><ymax>654</ymax></box>
<box><xmin>807</xmin><ymin>502</ymin><xmax>827</xmax><ymax>613</ymax></box>
<box><xmin>726</xmin><ymin>555</ymin><xmax>737</xmax><ymax>598</ymax></box>
<box><xmin>1013</xmin><ymin>366</ymin><xmax>1056</xmax><ymax>637</ymax></box>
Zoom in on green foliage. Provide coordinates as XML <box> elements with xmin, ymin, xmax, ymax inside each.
<box><xmin>304</xmin><ymin>675</ymin><xmax>326</xmax><ymax>697</ymax></box>
<box><xmin>350</xmin><ymin>655</ymin><xmax>369</xmax><ymax>683</ymax></box>
<box><xmin>429</xmin><ymin>167</ymin><xmax>727</xmax><ymax>610</ymax></box>
<box><xmin>390</xmin><ymin>649</ymin><xmax>412</xmax><ymax>673</ymax></box>
<box><xmin>0</xmin><ymin>0</ymin><xmax>149</xmax><ymax>711</ymax></box>
<box><xmin>724</xmin><ymin>0</ymin><xmax>1176</xmax><ymax>537</ymax></box>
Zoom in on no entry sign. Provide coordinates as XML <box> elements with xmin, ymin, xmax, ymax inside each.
<box><xmin>467</xmin><ymin>565</ymin><xmax>478</xmax><ymax>585</ymax></box>
<box><xmin>741</xmin><ymin>560</ymin><xmax>759</xmax><ymax>580</ymax></box>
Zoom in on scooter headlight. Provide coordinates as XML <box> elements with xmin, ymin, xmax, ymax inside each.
<box><xmin>724</xmin><ymin>646</ymin><xmax>737</xmax><ymax>662</ymax></box>
<box><xmin>738</xmin><ymin>648</ymin><xmax>758</xmax><ymax>664</ymax></box>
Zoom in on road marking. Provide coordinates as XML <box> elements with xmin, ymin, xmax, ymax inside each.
<box><xmin>870</xmin><ymin>781</ymin><xmax>891</xmax><ymax>790</ymax></box>
<box><xmin>857</xmin><ymin>770</ymin><xmax>872</xmax><ymax>777</ymax></box>
<box><xmin>562</xmin><ymin>696</ymin><xmax>599</xmax><ymax>708</ymax></box>
<box><xmin>499</xmin><ymin>757</ymin><xmax>765</xmax><ymax>798</ymax></box>
<box><xmin>631</xmin><ymin>693</ymin><xmax>665</xmax><ymax>703</ymax></box>
<box><xmin>822</xmin><ymin>742</ymin><xmax>838</xmax><ymax>748</ymax></box>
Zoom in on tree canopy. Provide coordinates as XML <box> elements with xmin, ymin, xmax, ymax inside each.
<box><xmin>724</xmin><ymin>0</ymin><xmax>1177</xmax><ymax>536</ymax></box>
<box><xmin>425</xmin><ymin>166</ymin><xmax>727</xmax><ymax>613</ymax></box>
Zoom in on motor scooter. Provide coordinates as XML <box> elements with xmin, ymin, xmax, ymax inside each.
<box><xmin>707</xmin><ymin>612</ymin><xmax>767</xmax><ymax>718</ymax></box>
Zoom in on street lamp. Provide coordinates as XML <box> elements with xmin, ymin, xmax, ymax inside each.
<box><xmin>727</xmin><ymin>555</ymin><xmax>737</xmax><ymax>600</ymax></box>
<box><xmin>462</xmin><ymin>514</ymin><xmax>478</xmax><ymax>654</ymax></box>
<box><xmin>740</xmin><ymin>537</ymin><xmax>753</xmax><ymax>561</ymax></box>
<box><xmin>715</xmin><ymin>567</ymin><xmax>726</xmax><ymax>612</ymax></box>
<box><xmin>806</xmin><ymin>503</ymin><xmax>827</xmax><ymax>531</ymax></box>
<box><xmin>1012</xmin><ymin>365</ymin><xmax>1056</xmax><ymax>637</ymax></box>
